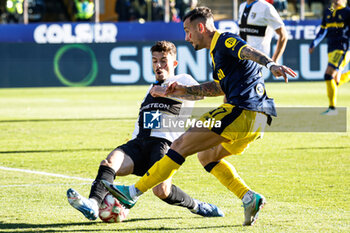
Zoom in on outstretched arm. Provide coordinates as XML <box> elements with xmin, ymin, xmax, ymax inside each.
<box><xmin>240</xmin><ymin>45</ymin><xmax>273</xmax><ymax>66</ymax></box>
<box><xmin>164</xmin><ymin>81</ymin><xmax>224</xmax><ymax>98</ymax></box>
<box><xmin>240</xmin><ymin>45</ymin><xmax>297</xmax><ymax>82</ymax></box>
<box><xmin>183</xmin><ymin>81</ymin><xmax>224</xmax><ymax>97</ymax></box>
<box><xmin>150</xmin><ymin>85</ymin><xmax>204</xmax><ymax>100</ymax></box>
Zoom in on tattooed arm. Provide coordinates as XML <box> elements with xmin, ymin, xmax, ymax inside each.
<box><xmin>240</xmin><ymin>45</ymin><xmax>297</xmax><ymax>82</ymax></box>
<box><xmin>184</xmin><ymin>81</ymin><xmax>224</xmax><ymax>97</ymax></box>
<box><xmin>166</xmin><ymin>81</ymin><xmax>224</xmax><ymax>98</ymax></box>
<box><xmin>168</xmin><ymin>92</ymin><xmax>204</xmax><ymax>100</ymax></box>
<box><xmin>240</xmin><ymin>45</ymin><xmax>273</xmax><ymax>67</ymax></box>
<box><xmin>150</xmin><ymin>85</ymin><xmax>204</xmax><ymax>100</ymax></box>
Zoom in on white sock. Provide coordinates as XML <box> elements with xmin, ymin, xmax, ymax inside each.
<box><xmin>88</xmin><ymin>198</ymin><xmax>99</xmax><ymax>212</ymax></box>
<box><xmin>129</xmin><ymin>184</ymin><xmax>142</xmax><ymax>199</ymax></box>
<box><xmin>89</xmin><ymin>198</ymin><xmax>98</xmax><ymax>206</ymax></box>
<box><xmin>190</xmin><ymin>200</ymin><xmax>199</xmax><ymax>213</ymax></box>
<box><xmin>242</xmin><ymin>190</ymin><xmax>254</xmax><ymax>204</ymax></box>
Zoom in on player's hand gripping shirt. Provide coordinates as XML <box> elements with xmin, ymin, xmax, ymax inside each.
<box><xmin>132</xmin><ymin>74</ymin><xmax>199</xmax><ymax>142</ymax></box>
<box><xmin>238</xmin><ymin>0</ymin><xmax>284</xmax><ymax>56</ymax></box>
<box><xmin>210</xmin><ymin>31</ymin><xmax>276</xmax><ymax>117</ymax></box>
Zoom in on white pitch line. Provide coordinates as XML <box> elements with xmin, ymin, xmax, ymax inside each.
<box><xmin>0</xmin><ymin>183</ymin><xmax>91</xmax><ymax>188</ymax></box>
<box><xmin>0</xmin><ymin>166</ymin><xmax>94</xmax><ymax>182</ymax></box>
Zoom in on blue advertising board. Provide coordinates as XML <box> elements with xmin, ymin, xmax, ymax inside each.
<box><xmin>0</xmin><ymin>20</ymin><xmax>330</xmax><ymax>87</ymax></box>
<box><xmin>0</xmin><ymin>20</ymin><xmax>321</xmax><ymax>43</ymax></box>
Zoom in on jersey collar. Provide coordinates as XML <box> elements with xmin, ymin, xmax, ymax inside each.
<box><xmin>331</xmin><ymin>4</ymin><xmax>345</xmax><ymax>17</ymax></box>
<box><xmin>331</xmin><ymin>4</ymin><xmax>346</xmax><ymax>11</ymax></box>
<box><xmin>210</xmin><ymin>31</ymin><xmax>221</xmax><ymax>53</ymax></box>
<box><xmin>246</xmin><ymin>0</ymin><xmax>258</xmax><ymax>8</ymax></box>
<box><xmin>336</xmin><ymin>5</ymin><xmax>346</xmax><ymax>10</ymax></box>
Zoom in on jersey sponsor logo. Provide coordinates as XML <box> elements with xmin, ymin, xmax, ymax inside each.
<box><xmin>143</xmin><ymin>110</ymin><xmax>162</xmax><ymax>129</ymax></box>
<box><xmin>255</xmin><ymin>83</ymin><xmax>265</xmax><ymax>96</ymax></box>
<box><xmin>239</xmin><ymin>26</ymin><xmax>266</xmax><ymax>35</ymax></box>
<box><xmin>140</xmin><ymin>102</ymin><xmax>171</xmax><ymax>112</ymax></box>
<box><xmin>217</xmin><ymin>69</ymin><xmax>226</xmax><ymax>80</ymax></box>
<box><xmin>326</xmin><ymin>22</ymin><xmax>344</xmax><ymax>28</ymax></box>
<box><xmin>251</xmin><ymin>12</ymin><xmax>256</xmax><ymax>19</ymax></box>
<box><xmin>225</xmin><ymin>37</ymin><xmax>237</xmax><ymax>48</ymax></box>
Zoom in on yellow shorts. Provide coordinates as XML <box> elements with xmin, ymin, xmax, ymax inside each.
<box><xmin>328</xmin><ymin>50</ymin><xmax>350</xmax><ymax>70</ymax></box>
<box><xmin>199</xmin><ymin>103</ymin><xmax>267</xmax><ymax>155</ymax></box>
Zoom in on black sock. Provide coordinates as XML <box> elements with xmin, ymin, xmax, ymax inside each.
<box><xmin>161</xmin><ymin>185</ymin><xmax>196</xmax><ymax>210</ymax></box>
<box><xmin>89</xmin><ymin>165</ymin><xmax>116</xmax><ymax>205</ymax></box>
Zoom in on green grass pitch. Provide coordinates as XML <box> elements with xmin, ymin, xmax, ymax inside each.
<box><xmin>0</xmin><ymin>82</ymin><xmax>349</xmax><ymax>232</ymax></box>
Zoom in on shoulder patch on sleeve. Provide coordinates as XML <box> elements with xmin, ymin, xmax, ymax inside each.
<box><xmin>225</xmin><ymin>37</ymin><xmax>237</xmax><ymax>48</ymax></box>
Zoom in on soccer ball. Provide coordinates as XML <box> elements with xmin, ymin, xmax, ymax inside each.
<box><xmin>98</xmin><ymin>194</ymin><xmax>129</xmax><ymax>223</ymax></box>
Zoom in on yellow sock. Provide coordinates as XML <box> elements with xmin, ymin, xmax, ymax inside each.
<box><xmin>135</xmin><ymin>151</ymin><xmax>184</xmax><ymax>193</ymax></box>
<box><xmin>339</xmin><ymin>70</ymin><xmax>350</xmax><ymax>86</ymax></box>
<box><xmin>326</xmin><ymin>79</ymin><xmax>337</xmax><ymax>107</ymax></box>
<box><xmin>207</xmin><ymin>159</ymin><xmax>250</xmax><ymax>199</ymax></box>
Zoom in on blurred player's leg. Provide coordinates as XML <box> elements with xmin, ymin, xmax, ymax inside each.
<box><xmin>339</xmin><ymin>70</ymin><xmax>350</xmax><ymax>86</ymax></box>
<box><xmin>323</xmin><ymin>74</ymin><xmax>338</xmax><ymax>115</ymax></box>
<box><xmin>338</xmin><ymin>51</ymin><xmax>350</xmax><ymax>86</ymax></box>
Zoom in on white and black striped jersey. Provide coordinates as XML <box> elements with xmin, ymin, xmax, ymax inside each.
<box><xmin>132</xmin><ymin>74</ymin><xmax>199</xmax><ymax>143</ymax></box>
<box><xmin>238</xmin><ymin>0</ymin><xmax>284</xmax><ymax>56</ymax></box>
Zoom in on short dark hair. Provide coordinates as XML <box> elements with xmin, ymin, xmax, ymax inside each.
<box><xmin>150</xmin><ymin>41</ymin><xmax>177</xmax><ymax>56</ymax></box>
<box><xmin>183</xmin><ymin>6</ymin><xmax>213</xmax><ymax>22</ymax></box>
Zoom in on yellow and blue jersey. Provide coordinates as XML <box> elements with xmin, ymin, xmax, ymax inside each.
<box><xmin>311</xmin><ymin>5</ymin><xmax>350</xmax><ymax>52</ymax></box>
<box><xmin>210</xmin><ymin>31</ymin><xmax>276</xmax><ymax>117</ymax></box>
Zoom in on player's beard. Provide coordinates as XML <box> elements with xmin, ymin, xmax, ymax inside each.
<box><xmin>192</xmin><ymin>41</ymin><xmax>202</xmax><ymax>51</ymax></box>
<box><xmin>155</xmin><ymin>71</ymin><xmax>167</xmax><ymax>82</ymax></box>
<box><xmin>156</xmin><ymin>75</ymin><xmax>165</xmax><ymax>82</ymax></box>
<box><xmin>193</xmin><ymin>35</ymin><xmax>204</xmax><ymax>51</ymax></box>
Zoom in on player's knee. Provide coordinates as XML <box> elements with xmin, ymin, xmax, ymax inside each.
<box><xmin>169</xmin><ymin>134</ymin><xmax>192</xmax><ymax>157</ymax></box>
<box><xmin>197</xmin><ymin>146</ymin><xmax>231</xmax><ymax>167</ymax></box>
<box><xmin>197</xmin><ymin>146</ymin><xmax>219</xmax><ymax>164</ymax></box>
<box><xmin>197</xmin><ymin>152</ymin><xmax>221</xmax><ymax>167</ymax></box>
<box><xmin>324</xmin><ymin>73</ymin><xmax>334</xmax><ymax>81</ymax></box>
<box><xmin>100</xmin><ymin>153</ymin><xmax>118</xmax><ymax>167</ymax></box>
<box><xmin>170</xmin><ymin>136</ymin><xmax>183</xmax><ymax>151</ymax></box>
<box><xmin>197</xmin><ymin>153</ymin><xmax>210</xmax><ymax>166</ymax></box>
<box><xmin>100</xmin><ymin>159</ymin><xmax>112</xmax><ymax>167</ymax></box>
<box><xmin>152</xmin><ymin>186</ymin><xmax>168</xmax><ymax>199</ymax></box>
<box><xmin>100</xmin><ymin>149</ymin><xmax>127</xmax><ymax>170</ymax></box>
